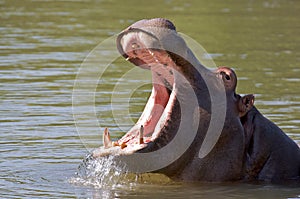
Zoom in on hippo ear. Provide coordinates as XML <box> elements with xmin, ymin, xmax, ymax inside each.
<box><xmin>238</xmin><ymin>94</ymin><xmax>254</xmax><ymax>117</ymax></box>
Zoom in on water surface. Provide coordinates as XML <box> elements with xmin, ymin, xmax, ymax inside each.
<box><xmin>0</xmin><ymin>0</ymin><xmax>299</xmax><ymax>198</ymax></box>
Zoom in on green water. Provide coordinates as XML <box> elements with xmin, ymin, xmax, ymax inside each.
<box><xmin>0</xmin><ymin>0</ymin><xmax>299</xmax><ymax>198</ymax></box>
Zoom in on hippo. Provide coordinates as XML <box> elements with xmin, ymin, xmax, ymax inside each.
<box><xmin>87</xmin><ymin>18</ymin><xmax>300</xmax><ymax>183</ymax></box>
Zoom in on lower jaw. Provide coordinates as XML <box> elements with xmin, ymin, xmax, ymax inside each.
<box><xmin>92</xmin><ymin>84</ymin><xmax>177</xmax><ymax>158</ymax></box>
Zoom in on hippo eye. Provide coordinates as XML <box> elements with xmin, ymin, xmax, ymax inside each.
<box><xmin>220</xmin><ymin>71</ymin><xmax>231</xmax><ymax>81</ymax></box>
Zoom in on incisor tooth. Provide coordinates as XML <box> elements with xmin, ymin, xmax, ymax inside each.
<box><xmin>131</xmin><ymin>43</ymin><xmax>139</xmax><ymax>49</ymax></box>
<box><xmin>112</xmin><ymin>141</ymin><xmax>119</xmax><ymax>147</ymax></box>
<box><xmin>139</xmin><ymin>125</ymin><xmax>144</xmax><ymax>144</ymax></box>
<box><xmin>103</xmin><ymin>127</ymin><xmax>112</xmax><ymax>148</ymax></box>
<box><xmin>120</xmin><ymin>142</ymin><xmax>127</xmax><ymax>149</ymax></box>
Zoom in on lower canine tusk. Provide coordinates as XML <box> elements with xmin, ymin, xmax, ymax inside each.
<box><xmin>139</xmin><ymin>125</ymin><xmax>144</xmax><ymax>144</ymax></box>
<box><xmin>103</xmin><ymin>127</ymin><xmax>112</xmax><ymax>148</ymax></box>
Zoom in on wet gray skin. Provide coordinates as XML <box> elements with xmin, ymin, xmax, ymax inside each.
<box><xmin>88</xmin><ymin>18</ymin><xmax>300</xmax><ymax>183</ymax></box>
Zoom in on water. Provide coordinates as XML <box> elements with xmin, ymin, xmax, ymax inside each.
<box><xmin>1</xmin><ymin>0</ymin><xmax>299</xmax><ymax>198</ymax></box>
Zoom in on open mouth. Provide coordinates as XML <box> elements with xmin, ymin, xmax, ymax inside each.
<box><xmin>92</xmin><ymin>23</ymin><xmax>181</xmax><ymax>157</ymax></box>
<box><xmin>91</xmin><ymin>19</ymin><xmax>233</xmax><ymax>159</ymax></box>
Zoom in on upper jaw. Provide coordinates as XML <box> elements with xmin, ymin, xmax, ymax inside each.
<box><xmin>116</xmin><ymin>18</ymin><xmax>175</xmax><ymax>60</ymax></box>
<box><xmin>116</xmin><ymin>18</ymin><xmax>192</xmax><ymax>69</ymax></box>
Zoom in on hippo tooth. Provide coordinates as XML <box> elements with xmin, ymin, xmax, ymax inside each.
<box><xmin>120</xmin><ymin>142</ymin><xmax>127</xmax><ymax>149</ymax></box>
<box><xmin>111</xmin><ymin>141</ymin><xmax>127</xmax><ymax>149</ymax></box>
<box><xmin>112</xmin><ymin>141</ymin><xmax>119</xmax><ymax>147</ymax></box>
<box><xmin>149</xmin><ymin>51</ymin><xmax>154</xmax><ymax>56</ymax></box>
<box><xmin>103</xmin><ymin>127</ymin><xmax>112</xmax><ymax>148</ymax></box>
<box><xmin>131</xmin><ymin>42</ymin><xmax>139</xmax><ymax>49</ymax></box>
<box><xmin>126</xmin><ymin>57</ymin><xmax>130</xmax><ymax>61</ymax></box>
<box><xmin>139</xmin><ymin>125</ymin><xmax>144</xmax><ymax>144</ymax></box>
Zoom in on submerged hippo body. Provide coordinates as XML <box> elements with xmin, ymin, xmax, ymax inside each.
<box><xmin>241</xmin><ymin>101</ymin><xmax>300</xmax><ymax>182</ymax></box>
<box><xmin>88</xmin><ymin>18</ymin><xmax>300</xmax><ymax>183</ymax></box>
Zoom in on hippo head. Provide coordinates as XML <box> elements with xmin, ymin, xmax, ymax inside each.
<box><xmin>91</xmin><ymin>18</ymin><xmax>253</xmax><ymax>181</ymax></box>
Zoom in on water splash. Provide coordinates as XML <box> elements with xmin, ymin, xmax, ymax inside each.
<box><xmin>69</xmin><ymin>154</ymin><xmax>173</xmax><ymax>189</ymax></box>
<box><xmin>70</xmin><ymin>154</ymin><xmax>129</xmax><ymax>188</ymax></box>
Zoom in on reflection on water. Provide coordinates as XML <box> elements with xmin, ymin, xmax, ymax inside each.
<box><xmin>0</xmin><ymin>0</ymin><xmax>299</xmax><ymax>198</ymax></box>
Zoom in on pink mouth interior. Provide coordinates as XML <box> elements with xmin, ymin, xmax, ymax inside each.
<box><xmin>114</xmin><ymin>32</ymin><xmax>177</xmax><ymax>149</ymax></box>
